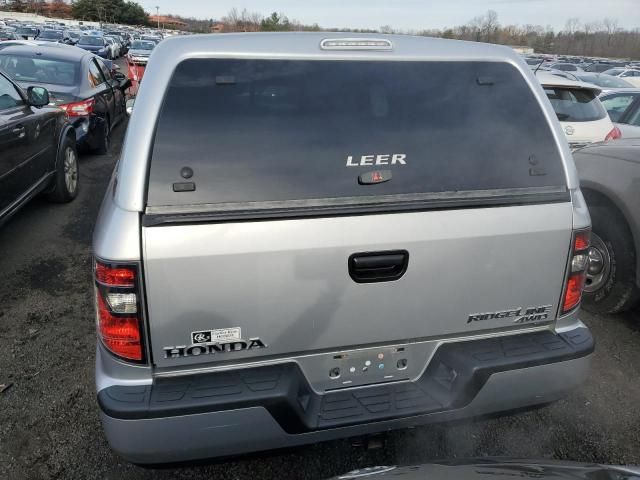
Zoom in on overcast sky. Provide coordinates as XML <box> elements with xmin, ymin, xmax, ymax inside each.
<box><xmin>139</xmin><ymin>0</ymin><xmax>640</xmax><ymax>31</ymax></box>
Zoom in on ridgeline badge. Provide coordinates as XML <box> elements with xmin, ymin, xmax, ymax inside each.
<box><xmin>467</xmin><ymin>305</ymin><xmax>553</xmax><ymax>324</ymax></box>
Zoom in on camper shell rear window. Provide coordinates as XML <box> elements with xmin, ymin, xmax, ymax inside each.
<box><xmin>146</xmin><ymin>59</ymin><xmax>567</xmax><ymax>216</ymax></box>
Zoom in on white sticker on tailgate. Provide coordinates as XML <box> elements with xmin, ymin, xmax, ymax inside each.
<box><xmin>191</xmin><ymin>327</ymin><xmax>241</xmax><ymax>344</ymax></box>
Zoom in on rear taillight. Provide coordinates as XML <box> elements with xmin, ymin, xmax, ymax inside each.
<box><xmin>60</xmin><ymin>97</ymin><xmax>94</xmax><ymax>117</ymax></box>
<box><xmin>562</xmin><ymin>229</ymin><xmax>591</xmax><ymax>314</ymax></box>
<box><xmin>94</xmin><ymin>260</ymin><xmax>144</xmax><ymax>362</ymax></box>
<box><xmin>604</xmin><ymin>126</ymin><xmax>622</xmax><ymax>141</ymax></box>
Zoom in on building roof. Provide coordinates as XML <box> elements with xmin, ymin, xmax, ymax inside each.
<box><xmin>148</xmin><ymin>15</ymin><xmax>187</xmax><ymax>28</ymax></box>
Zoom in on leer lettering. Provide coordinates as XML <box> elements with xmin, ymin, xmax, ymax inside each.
<box><xmin>347</xmin><ymin>154</ymin><xmax>407</xmax><ymax>166</ymax></box>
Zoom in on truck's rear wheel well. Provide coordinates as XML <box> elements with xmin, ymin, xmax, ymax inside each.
<box><xmin>581</xmin><ymin>188</ymin><xmax>634</xmax><ymax>245</ymax></box>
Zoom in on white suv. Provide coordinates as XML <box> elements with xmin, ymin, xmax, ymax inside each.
<box><xmin>537</xmin><ymin>71</ymin><xmax>620</xmax><ymax>150</ymax></box>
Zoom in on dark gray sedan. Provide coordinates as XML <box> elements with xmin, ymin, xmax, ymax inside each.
<box><xmin>574</xmin><ymin>139</ymin><xmax>640</xmax><ymax>313</ymax></box>
<box><xmin>0</xmin><ymin>44</ymin><xmax>130</xmax><ymax>154</ymax></box>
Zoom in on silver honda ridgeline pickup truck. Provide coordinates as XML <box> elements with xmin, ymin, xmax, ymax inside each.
<box><xmin>93</xmin><ymin>33</ymin><xmax>594</xmax><ymax>464</ymax></box>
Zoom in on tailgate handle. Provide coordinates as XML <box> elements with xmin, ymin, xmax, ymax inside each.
<box><xmin>349</xmin><ymin>250</ymin><xmax>409</xmax><ymax>283</ymax></box>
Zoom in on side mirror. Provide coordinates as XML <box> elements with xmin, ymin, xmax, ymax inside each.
<box><xmin>125</xmin><ymin>98</ymin><xmax>135</xmax><ymax>116</ymax></box>
<box><xmin>27</xmin><ymin>86</ymin><xmax>49</xmax><ymax>107</ymax></box>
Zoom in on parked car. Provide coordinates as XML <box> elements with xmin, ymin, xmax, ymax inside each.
<box><xmin>0</xmin><ymin>30</ymin><xmax>19</xmax><ymax>41</ymax></box>
<box><xmin>584</xmin><ymin>63</ymin><xmax>618</xmax><ymax>73</ymax></box>
<box><xmin>66</xmin><ymin>30</ymin><xmax>81</xmax><ymax>44</ymax></box>
<box><xmin>77</xmin><ymin>35</ymin><xmax>110</xmax><ymax>58</ymax></box>
<box><xmin>140</xmin><ymin>34</ymin><xmax>161</xmax><ymax>44</ymax></box>
<box><xmin>602</xmin><ymin>68</ymin><xmax>640</xmax><ymax>88</ymax></box>
<box><xmin>103</xmin><ymin>36</ymin><xmax>119</xmax><ymax>59</ymax></box>
<box><xmin>542</xmin><ymin>68</ymin><xmax>579</xmax><ymax>81</ymax></box>
<box><xmin>549</xmin><ymin>62</ymin><xmax>583</xmax><ymax>72</ymax></box>
<box><xmin>126</xmin><ymin>39</ymin><xmax>155</xmax><ymax>65</ymax></box>
<box><xmin>94</xmin><ymin>33</ymin><xmax>594</xmax><ymax>464</ymax></box>
<box><xmin>37</xmin><ymin>29</ymin><xmax>62</xmax><ymax>43</ymax></box>
<box><xmin>525</xmin><ymin>57</ymin><xmax>543</xmax><ymax>68</ymax></box>
<box><xmin>331</xmin><ymin>459</ymin><xmax>640</xmax><ymax>480</ymax></box>
<box><xmin>606</xmin><ymin>93</ymin><xmax>640</xmax><ymax>138</ymax></box>
<box><xmin>0</xmin><ymin>70</ymin><xmax>78</xmax><ymax>226</ymax></box>
<box><xmin>537</xmin><ymin>71</ymin><xmax>620</xmax><ymax>150</ymax></box>
<box><xmin>0</xmin><ymin>39</ymin><xmax>89</xmax><ymax>53</ymax></box>
<box><xmin>0</xmin><ymin>45</ymin><xmax>130</xmax><ymax>154</ymax></box>
<box><xmin>117</xmin><ymin>35</ymin><xmax>129</xmax><ymax>54</ymax></box>
<box><xmin>573</xmin><ymin>72</ymin><xmax>634</xmax><ymax>93</ymax></box>
<box><xmin>573</xmin><ymin>140</ymin><xmax>640</xmax><ymax>313</ymax></box>
<box><xmin>15</xmin><ymin>26</ymin><xmax>39</xmax><ymax>40</ymax></box>
<box><xmin>599</xmin><ymin>90</ymin><xmax>640</xmax><ymax>123</ymax></box>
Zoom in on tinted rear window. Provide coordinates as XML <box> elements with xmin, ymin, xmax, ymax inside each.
<box><xmin>544</xmin><ymin>87</ymin><xmax>607</xmax><ymax>122</ymax></box>
<box><xmin>147</xmin><ymin>59</ymin><xmax>566</xmax><ymax>208</ymax></box>
<box><xmin>0</xmin><ymin>55</ymin><xmax>78</xmax><ymax>86</ymax></box>
<box><xmin>79</xmin><ymin>36</ymin><xmax>102</xmax><ymax>46</ymax></box>
<box><xmin>39</xmin><ymin>31</ymin><xmax>63</xmax><ymax>39</ymax></box>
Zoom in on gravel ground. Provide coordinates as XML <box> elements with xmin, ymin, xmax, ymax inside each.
<box><xmin>1</xmin><ymin>122</ymin><xmax>639</xmax><ymax>480</ymax></box>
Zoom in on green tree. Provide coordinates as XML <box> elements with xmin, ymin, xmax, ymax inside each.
<box><xmin>72</xmin><ymin>0</ymin><xmax>148</xmax><ymax>25</ymax></box>
<box><xmin>260</xmin><ymin>12</ymin><xmax>291</xmax><ymax>32</ymax></box>
<box><xmin>120</xmin><ymin>1</ymin><xmax>148</xmax><ymax>25</ymax></box>
<box><xmin>7</xmin><ymin>0</ymin><xmax>26</xmax><ymax>12</ymax></box>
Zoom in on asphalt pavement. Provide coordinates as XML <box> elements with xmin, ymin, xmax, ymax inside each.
<box><xmin>0</xmin><ymin>122</ymin><xmax>639</xmax><ymax>480</ymax></box>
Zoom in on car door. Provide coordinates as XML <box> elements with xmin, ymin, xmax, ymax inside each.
<box><xmin>95</xmin><ymin>57</ymin><xmax>124</xmax><ymax>121</ymax></box>
<box><xmin>87</xmin><ymin>58</ymin><xmax>115</xmax><ymax>128</ymax></box>
<box><xmin>0</xmin><ymin>74</ymin><xmax>50</xmax><ymax>214</ymax></box>
<box><xmin>617</xmin><ymin>98</ymin><xmax>640</xmax><ymax>138</ymax></box>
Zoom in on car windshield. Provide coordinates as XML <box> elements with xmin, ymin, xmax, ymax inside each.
<box><xmin>68</xmin><ymin>31</ymin><xmax>80</xmax><ymax>39</ymax></box>
<box><xmin>79</xmin><ymin>36</ymin><xmax>103</xmax><ymax>46</ymax></box>
<box><xmin>603</xmin><ymin>68</ymin><xmax>625</xmax><ymax>76</ymax></box>
<box><xmin>544</xmin><ymin>86</ymin><xmax>607</xmax><ymax>121</ymax></box>
<box><xmin>576</xmin><ymin>74</ymin><xmax>633</xmax><ymax>88</ymax></box>
<box><xmin>131</xmin><ymin>40</ymin><xmax>154</xmax><ymax>50</ymax></box>
<box><xmin>39</xmin><ymin>31</ymin><xmax>63</xmax><ymax>39</ymax></box>
<box><xmin>0</xmin><ymin>54</ymin><xmax>78</xmax><ymax>86</ymax></box>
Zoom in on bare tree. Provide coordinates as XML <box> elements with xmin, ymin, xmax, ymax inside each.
<box><xmin>222</xmin><ymin>7</ymin><xmax>262</xmax><ymax>32</ymax></box>
<box><xmin>603</xmin><ymin>18</ymin><xmax>619</xmax><ymax>47</ymax></box>
<box><xmin>481</xmin><ymin>10</ymin><xmax>499</xmax><ymax>43</ymax></box>
<box><xmin>468</xmin><ymin>15</ymin><xmax>484</xmax><ymax>42</ymax></box>
<box><xmin>564</xmin><ymin>17</ymin><xmax>580</xmax><ymax>34</ymax></box>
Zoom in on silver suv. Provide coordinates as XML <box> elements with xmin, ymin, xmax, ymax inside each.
<box><xmin>93</xmin><ymin>33</ymin><xmax>594</xmax><ymax>464</ymax></box>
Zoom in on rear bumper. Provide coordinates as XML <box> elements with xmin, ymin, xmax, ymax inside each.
<box><xmin>98</xmin><ymin>326</ymin><xmax>593</xmax><ymax>464</ymax></box>
<box><xmin>70</xmin><ymin>116</ymin><xmax>103</xmax><ymax>149</ymax></box>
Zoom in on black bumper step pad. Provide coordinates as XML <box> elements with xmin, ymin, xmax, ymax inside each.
<box><xmin>99</xmin><ymin>328</ymin><xmax>594</xmax><ymax>433</ymax></box>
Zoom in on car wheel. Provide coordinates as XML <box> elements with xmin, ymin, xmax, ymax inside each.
<box><xmin>95</xmin><ymin>117</ymin><xmax>110</xmax><ymax>155</ymax></box>
<box><xmin>47</xmin><ymin>135</ymin><xmax>79</xmax><ymax>203</ymax></box>
<box><xmin>582</xmin><ymin>205</ymin><xmax>639</xmax><ymax>314</ymax></box>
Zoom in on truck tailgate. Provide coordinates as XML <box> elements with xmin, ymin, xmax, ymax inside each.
<box><xmin>143</xmin><ymin>202</ymin><xmax>572</xmax><ymax>368</ymax></box>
